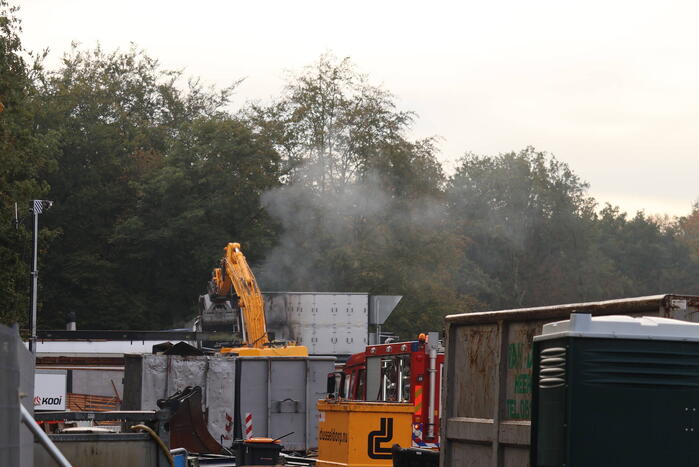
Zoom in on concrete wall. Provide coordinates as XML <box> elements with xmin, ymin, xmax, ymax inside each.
<box><xmin>71</xmin><ymin>368</ymin><xmax>123</xmax><ymax>398</ymax></box>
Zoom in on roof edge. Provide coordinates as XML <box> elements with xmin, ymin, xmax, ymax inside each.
<box><xmin>445</xmin><ymin>294</ymin><xmax>699</xmax><ymax>325</ymax></box>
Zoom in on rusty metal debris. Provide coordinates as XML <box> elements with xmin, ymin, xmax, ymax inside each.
<box><xmin>157</xmin><ymin>386</ymin><xmax>224</xmax><ymax>454</ymax></box>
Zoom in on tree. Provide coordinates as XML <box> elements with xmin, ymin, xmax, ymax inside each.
<box><xmin>596</xmin><ymin>205</ymin><xmax>699</xmax><ymax>296</ymax></box>
<box><xmin>109</xmin><ymin>116</ymin><xmax>282</xmax><ymax>327</ymax></box>
<box><xmin>679</xmin><ymin>200</ymin><xmax>699</xmax><ymax>261</ymax></box>
<box><xmin>35</xmin><ymin>44</ymin><xmax>264</xmax><ymax>329</ymax></box>
<box><xmin>247</xmin><ymin>53</ymin><xmax>415</xmax><ymax>192</ymax></box>
<box><xmin>446</xmin><ymin>147</ymin><xmax>614</xmax><ymax>309</ymax></box>
<box><xmin>0</xmin><ymin>1</ymin><xmax>57</xmax><ymax>325</ymax></box>
<box><xmin>7</xmin><ymin>34</ymin><xmax>696</xmax><ymax>337</ymax></box>
<box><xmin>248</xmin><ymin>54</ymin><xmax>474</xmax><ymax>339</ymax></box>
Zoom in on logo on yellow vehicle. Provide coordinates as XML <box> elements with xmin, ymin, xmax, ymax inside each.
<box><xmin>367</xmin><ymin>417</ymin><xmax>394</xmax><ymax>459</ymax></box>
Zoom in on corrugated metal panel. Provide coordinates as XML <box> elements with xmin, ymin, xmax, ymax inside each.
<box><xmin>440</xmin><ymin>294</ymin><xmax>699</xmax><ymax>467</ymax></box>
<box><xmin>265</xmin><ymin>293</ymin><xmax>368</xmax><ymax>355</ymax></box>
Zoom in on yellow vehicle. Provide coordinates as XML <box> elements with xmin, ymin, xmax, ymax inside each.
<box><xmin>199</xmin><ymin>242</ymin><xmax>307</xmax><ymax>357</ymax></box>
<box><xmin>316</xmin><ymin>334</ymin><xmax>444</xmax><ymax>466</ymax></box>
<box><xmin>316</xmin><ymin>399</ymin><xmax>413</xmax><ymax>467</ymax></box>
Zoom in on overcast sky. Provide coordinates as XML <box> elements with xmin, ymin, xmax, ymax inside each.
<box><xmin>18</xmin><ymin>0</ymin><xmax>699</xmax><ymax>216</ymax></box>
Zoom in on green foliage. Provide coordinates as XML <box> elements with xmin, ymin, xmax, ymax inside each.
<box><xmin>447</xmin><ymin>147</ymin><xmax>605</xmax><ymax>308</ymax></box>
<box><xmin>679</xmin><ymin>201</ymin><xmax>699</xmax><ymax>261</ymax></box>
<box><xmin>247</xmin><ymin>53</ymin><xmax>416</xmax><ymax>192</ymax></box>
<box><xmin>445</xmin><ymin>149</ymin><xmax>699</xmax><ymax>316</ymax></box>
<box><xmin>2</xmin><ymin>16</ymin><xmax>699</xmax><ymax>339</ymax></box>
<box><xmin>0</xmin><ymin>1</ymin><xmax>57</xmax><ymax>326</ymax></box>
<box><xmin>35</xmin><ymin>44</ymin><xmax>277</xmax><ymax>329</ymax></box>
<box><xmin>596</xmin><ymin>206</ymin><xmax>699</xmax><ymax>295</ymax></box>
<box><xmin>249</xmin><ymin>54</ymin><xmax>475</xmax><ymax>338</ymax></box>
<box><xmin>110</xmin><ymin>117</ymin><xmax>281</xmax><ymax>327</ymax></box>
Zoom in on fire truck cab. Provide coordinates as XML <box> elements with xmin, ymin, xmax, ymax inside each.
<box><xmin>329</xmin><ymin>332</ymin><xmax>444</xmax><ymax>449</ymax></box>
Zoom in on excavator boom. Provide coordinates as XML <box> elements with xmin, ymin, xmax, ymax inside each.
<box><xmin>205</xmin><ymin>242</ymin><xmax>307</xmax><ymax>357</ymax></box>
<box><xmin>212</xmin><ymin>243</ymin><xmax>268</xmax><ymax>348</ymax></box>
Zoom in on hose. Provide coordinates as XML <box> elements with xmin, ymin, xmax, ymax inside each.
<box><xmin>130</xmin><ymin>424</ymin><xmax>174</xmax><ymax>466</ymax></box>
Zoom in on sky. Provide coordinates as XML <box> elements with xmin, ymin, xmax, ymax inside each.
<box><xmin>18</xmin><ymin>0</ymin><xmax>699</xmax><ymax>217</ymax></box>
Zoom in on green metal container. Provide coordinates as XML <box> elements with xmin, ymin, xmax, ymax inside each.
<box><xmin>531</xmin><ymin>313</ymin><xmax>699</xmax><ymax>467</ymax></box>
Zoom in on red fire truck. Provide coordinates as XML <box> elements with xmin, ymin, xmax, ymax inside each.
<box><xmin>330</xmin><ymin>332</ymin><xmax>444</xmax><ymax>449</ymax></box>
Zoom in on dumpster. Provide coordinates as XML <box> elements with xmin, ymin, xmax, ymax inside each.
<box><xmin>439</xmin><ymin>294</ymin><xmax>699</xmax><ymax>467</ymax></box>
<box><xmin>317</xmin><ymin>400</ymin><xmax>413</xmax><ymax>467</ymax></box>
<box><xmin>235</xmin><ymin>356</ymin><xmax>335</xmax><ymax>451</ymax></box>
<box><xmin>124</xmin><ymin>353</ymin><xmax>334</xmax><ymax>452</ymax></box>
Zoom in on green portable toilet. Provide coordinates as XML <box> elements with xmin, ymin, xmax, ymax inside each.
<box><xmin>531</xmin><ymin>313</ymin><xmax>699</xmax><ymax>467</ymax></box>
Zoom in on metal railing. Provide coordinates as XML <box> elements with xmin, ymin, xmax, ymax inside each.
<box><xmin>20</xmin><ymin>404</ymin><xmax>72</xmax><ymax>467</ymax></box>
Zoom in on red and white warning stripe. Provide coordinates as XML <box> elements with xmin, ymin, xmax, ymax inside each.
<box><xmin>244</xmin><ymin>412</ymin><xmax>253</xmax><ymax>439</ymax></box>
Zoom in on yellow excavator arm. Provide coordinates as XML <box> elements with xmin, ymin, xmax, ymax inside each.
<box><xmin>211</xmin><ymin>242</ymin><xmax>269</xmax><ymax>348</ymax></box>
<box><xmin>209</xmin><ymin>242</ymin><xmax>307</xmax><ymax>357</ymax></box>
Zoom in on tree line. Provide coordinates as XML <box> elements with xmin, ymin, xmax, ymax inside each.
<box><xmin>2</xmin><ymin>3</ymin><xmax>699</xmax><ymax>337</ymax></box>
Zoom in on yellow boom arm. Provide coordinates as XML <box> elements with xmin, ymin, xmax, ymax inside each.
<box><xmin>211</xmin><ymin>242</ymin><xmax>269</xmax><ymax>348</ymax></box>
<box><xmin>210</xmin><ymin>243</ymin><xmax>307</xmax><ymax>357</ymax></box>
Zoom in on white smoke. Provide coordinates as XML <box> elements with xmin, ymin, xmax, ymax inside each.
<box><xmin>257</xmin><ymin>169</ymin><xmax>445</xmax><ymax>291</ymax></box>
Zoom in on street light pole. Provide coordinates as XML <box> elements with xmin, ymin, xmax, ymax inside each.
<box><xmin>28</xmin><ymin>199</ymin><xmax>52</xmax><ymax>355</ymax></box>
<box><xmin>29</xmin><ymin>206</ymin><xmax>38</xmax><ymax>354</ymax></box>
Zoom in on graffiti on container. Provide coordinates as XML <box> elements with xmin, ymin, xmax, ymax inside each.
<box><xmin>507</xmin><ymin>342</ymin><xmax>532</xmax><ymax>370</ymax></box>
<box><xmin>506</xmin><ymin>342</ymin><xmax>532</xmax><ymax>419</ymax></box>
<box><xmin>514</xmin><ymin>373</ymin><xmax>531</xmax><ymax>394</ymax></box>
<box><xmin>506</xmin><ymin>399</ymin><xmax>530</xmax><ymax>419</ymax></box>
